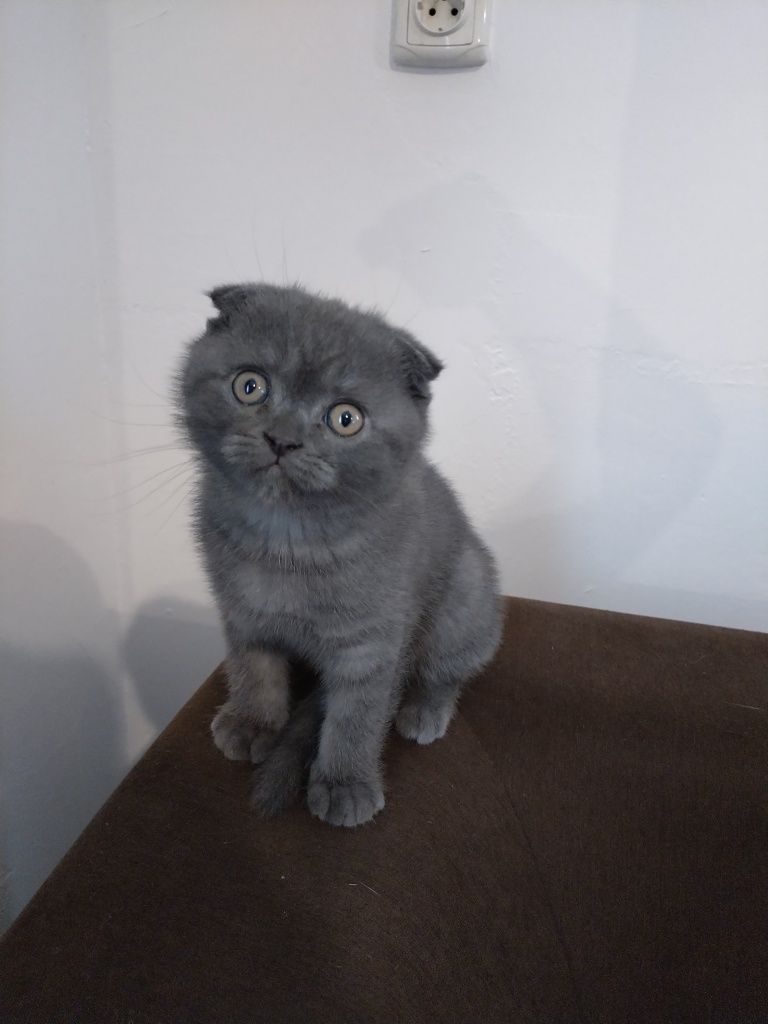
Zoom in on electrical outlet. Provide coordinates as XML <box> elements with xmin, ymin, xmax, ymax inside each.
<box><xmin>391</xmin><ymin>0</ymin><xmax>491</xmax><ymax>69</ymax></box>
<box><xmin>412</xmin><ymin>0</ymin><xmax>470</xmax><ymax>37</ymax></box>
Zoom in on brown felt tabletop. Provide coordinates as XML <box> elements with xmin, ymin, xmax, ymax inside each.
<box><xmin>0</xmin><ymin>598</ymin><xmax>766</xmax><ymax>1023</ymax></box>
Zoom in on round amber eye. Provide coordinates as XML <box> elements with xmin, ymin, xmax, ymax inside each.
<box><xmin>326</xmin><ymin>403</ymin><xmax>364</xmax><ymax>437</ymax></box>
<box><xmin>232</xmin><ymin>370</ymin><xmax>269</xmax><ymax>405</ymax></box>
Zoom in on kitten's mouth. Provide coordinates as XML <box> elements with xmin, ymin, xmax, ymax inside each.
<box><xmin>220</xmin><ymin>438</ymin><xmax>336</xmax><ymax>494</ymax></box>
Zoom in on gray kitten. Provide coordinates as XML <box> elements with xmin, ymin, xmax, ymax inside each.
<box><xmin>178</xmin><ymin>284</ymin><xmax>501</xmax><ymax>827</ymax></box>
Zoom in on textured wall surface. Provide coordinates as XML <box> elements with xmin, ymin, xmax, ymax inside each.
<box><xmin>1</xmin><ymin>0</ymin><xmax>766</xmax><ymax>928</ymax></box>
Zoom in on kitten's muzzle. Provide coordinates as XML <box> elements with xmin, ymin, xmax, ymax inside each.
<box><xmin>263</xmin><ymin>431</ymin><xmax>303</xmax><ymax>460</ymax></box>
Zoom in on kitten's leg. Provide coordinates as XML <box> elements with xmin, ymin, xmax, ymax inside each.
<box><xmin>397</xmin><ymin>546</ymin><xmax>502</xmax><ymax>745</ymax></box>
<box><xmin>307</xmin><ymin>643</ymin><xmax>399</xmax><ymax>827</ymax></box>
<box><xmin>250</xmin><ymin>690</ymin><xmax>322</xmax><ymax>818</ymax></box>
<box><xmin>395</xmin><ymin>675</ymin><xmax>462</xmax><ymax>746</ymax></box>
<box><xmin>211</xmin><ymin>648</ymin><xmax>290</xmax><ymax>764</ymax></box>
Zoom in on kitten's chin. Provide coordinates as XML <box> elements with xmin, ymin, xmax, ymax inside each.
<box><xmin>246</xmin><ymin>461</ymin><xmax>339</xmax><ymax>501</ymax></box>
<box><xmin>253</xmin><ymin>465</ymin><xmax>290</xmax><ymax>502</ymax></box>
<box><xmin>280</xmin><ymin>457</ymin><xmax>338</xmax><ymax>496</ymax></box>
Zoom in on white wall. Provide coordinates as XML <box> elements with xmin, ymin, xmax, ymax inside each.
<box><xmin>1</xmin><ymin>0</ymin><xmax>766</xmax><ymax>926</ymax></box>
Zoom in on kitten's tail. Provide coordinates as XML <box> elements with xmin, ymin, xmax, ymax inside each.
<box><xmin>250</xmin><ymin>691</ymin><xmax>322</xmax><ymax>819</ymax></box>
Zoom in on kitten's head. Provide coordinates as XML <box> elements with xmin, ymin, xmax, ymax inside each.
<box><xmin>178</xmin><ymin>283</ymin><xmax>442</xmax><ymax>505</ymax></box>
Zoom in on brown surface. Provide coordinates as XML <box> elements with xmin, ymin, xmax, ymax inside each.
<box><xmin>0</xmin><ymin>597</ymin><xmax>766</xmax><ymax>1023</ymax></box>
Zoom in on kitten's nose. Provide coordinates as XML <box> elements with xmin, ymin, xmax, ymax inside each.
<box><xmin>263</xmin><ymin>431</ymin><xmax>302</xmax><ymax>458</ymax></box>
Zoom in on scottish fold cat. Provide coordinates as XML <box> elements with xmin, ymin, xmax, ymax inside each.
<box><xmin>178</xmin><ymin>284</ymin><xmax>501</xmax><ymax>827</ymax></box>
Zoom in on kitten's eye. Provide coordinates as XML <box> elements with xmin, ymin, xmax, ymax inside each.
<box><xmin>232</xmin><ymin>369</ymin><xmax>269</xmax><ymax>405</ymax></box>
<box><xmin>326</xmin><ymin>403</ymin><xmax>364</xmax><ymax>437</ymax></box>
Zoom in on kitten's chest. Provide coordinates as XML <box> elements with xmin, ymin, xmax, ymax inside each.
<box><xmin>231</xmin><ymin>559</ymin><xmax>328</xmax><ymax>618</ymax></box>
<box><xmin>226</xmin><ymin>550</ymin><xmax>381</xmax><ymax>633</ymax></box>
<box><xmin>203</xmin><ymin>500</ymin><xmax>402</xmax><ymax>643</ymax></box>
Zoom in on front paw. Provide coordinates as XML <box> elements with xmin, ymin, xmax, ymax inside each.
<box><xmin>211</xmin><ymin>708</ymin><xmax>277</xmax><ymax>764</ymax></box>
<box><xmin>395</xmin><ymin>701</ymin><xmax>454</xmax><ymax>745</ymax></box>
<box><xmin>307</xmin><ymin>773</ymin><xmax>385</xmax><ymax>828</ymax></box>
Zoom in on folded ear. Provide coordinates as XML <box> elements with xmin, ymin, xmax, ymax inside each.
<box><xmin>207</xmin><ymin>282</ymin><xmax>256</xmax><ymax>315</ymax></box>
<box><xmin>205</xmin><ymin>283</ymin><xmax>263</xmax><ymax>333</ymax></box>
<box><xmin>394</xmin><ymin>329</ymin><xmax>443</xmax><ymax>400</ymax></box>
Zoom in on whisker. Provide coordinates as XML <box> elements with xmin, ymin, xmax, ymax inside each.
<box><xmin>90</xmin><ymin>443</ymin><xmax>189</xmax><ymax>466</ymax></box>
<box><xmin>337</xmin><ymin>481</ymin><xmax>387</xmax><ymax>517</ymax></box>
<box><xmin>282</xmin><ymin>279</ymin><xmax>297</xmax><ymax>349</ymax></box>
<box><xmin>157</xmin><ymin>480</ymin><xmax>197</xmax><ymax>532</ymax></box>
<box><xmin>82</xmin><ymin>406</ymin><xmax>172</xmax><ymax>428</ymax></box>
<box><xmin>102</xmin><ymin>464</ymin><xmax>193</xmax><ymax>513</ymax></box>
<box><xmin>149</xmin><ymin>470</ymin><xmax>196</xmax><ymax>517</ymax></box>
<box><xmin>281</xmin><ymin>224</ymin><xmax>289</xmax><ymax>286</ymax></box>
<box><xmin>227</xmin><ymin>435</ymin><xmax>262</xmax><ymax>446</ymax></box>
<box><xmin>250</xmin><ymin>206</ymin><xmax>265</xmax><ymax>280</ymax></box>
<box><xmin>398</xmin><ymin>307</ymin><xmax>425</xmax><ymax>331</ymax></box>
<box><xmin>115</xmin><ymin>419</ymin><xmax>172</xmax><ymax>428</ymax></box>
<box><xmin>129</xmin><ymin>360</ymin><xmax>171</xmax><ymax>404</ymax></box>
<box><xmin>123</xmin><ymin>402</ymin><xmax>172</xmax><ymax>410</ymax></box>
<box><xmin>380</xmin><ymin>271</ymin><xmax>404</xmax><ymax>320</ymax></box>
<box><xmin>96</xmin><ymin>459</ymin><xmax>194</xmax><ymax>500</ymax></box>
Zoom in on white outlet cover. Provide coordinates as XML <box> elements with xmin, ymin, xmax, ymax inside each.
<box><xmin>391</xmin><ymin>0</ymin><xmax>491</xmax><ymax>69</ymax></box>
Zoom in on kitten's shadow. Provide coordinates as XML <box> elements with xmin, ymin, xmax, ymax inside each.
<box><xmin>0</xmin><ymin>521</ymin><xmax>122</xmax><ymax>930</ymax></box>
<box><xmin>123</xmin><ymin>597</ymin><xmax>321</xmax><ymax>739</ymax></box>
<box><xmin>122</xmin><ymin>596</ymin><xmax>225</xmax><ymax>733</ymax></box>
<box><xmin>358</xmin><ymin>176</ymin><xmax>740</xmax><ymax>623</ymax></box>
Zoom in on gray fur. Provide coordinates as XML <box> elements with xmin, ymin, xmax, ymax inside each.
<box><xmin>177</xmin><ymin>284</ymin><xmax>502</xmax><ymax>827</ymax></box>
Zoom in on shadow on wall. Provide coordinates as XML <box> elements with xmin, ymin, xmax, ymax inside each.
<box><xmin>0</xmin><ymin>522</ymin><xmax>122</xmax><ymax>931</ymax></box>
<box><xmin>122</xmin><ymin>597</ymin><xmax>224</xmax><ymax>734</ymax></box>
<box><xmin>0</xmin><ymin>524</ymin><xmax>225</xmax><ymax>932</ymax></box>
<box><xmin>358</xmin><ymin>175</ymin><xmax>733</xmax><ymax>622</ymax></box>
